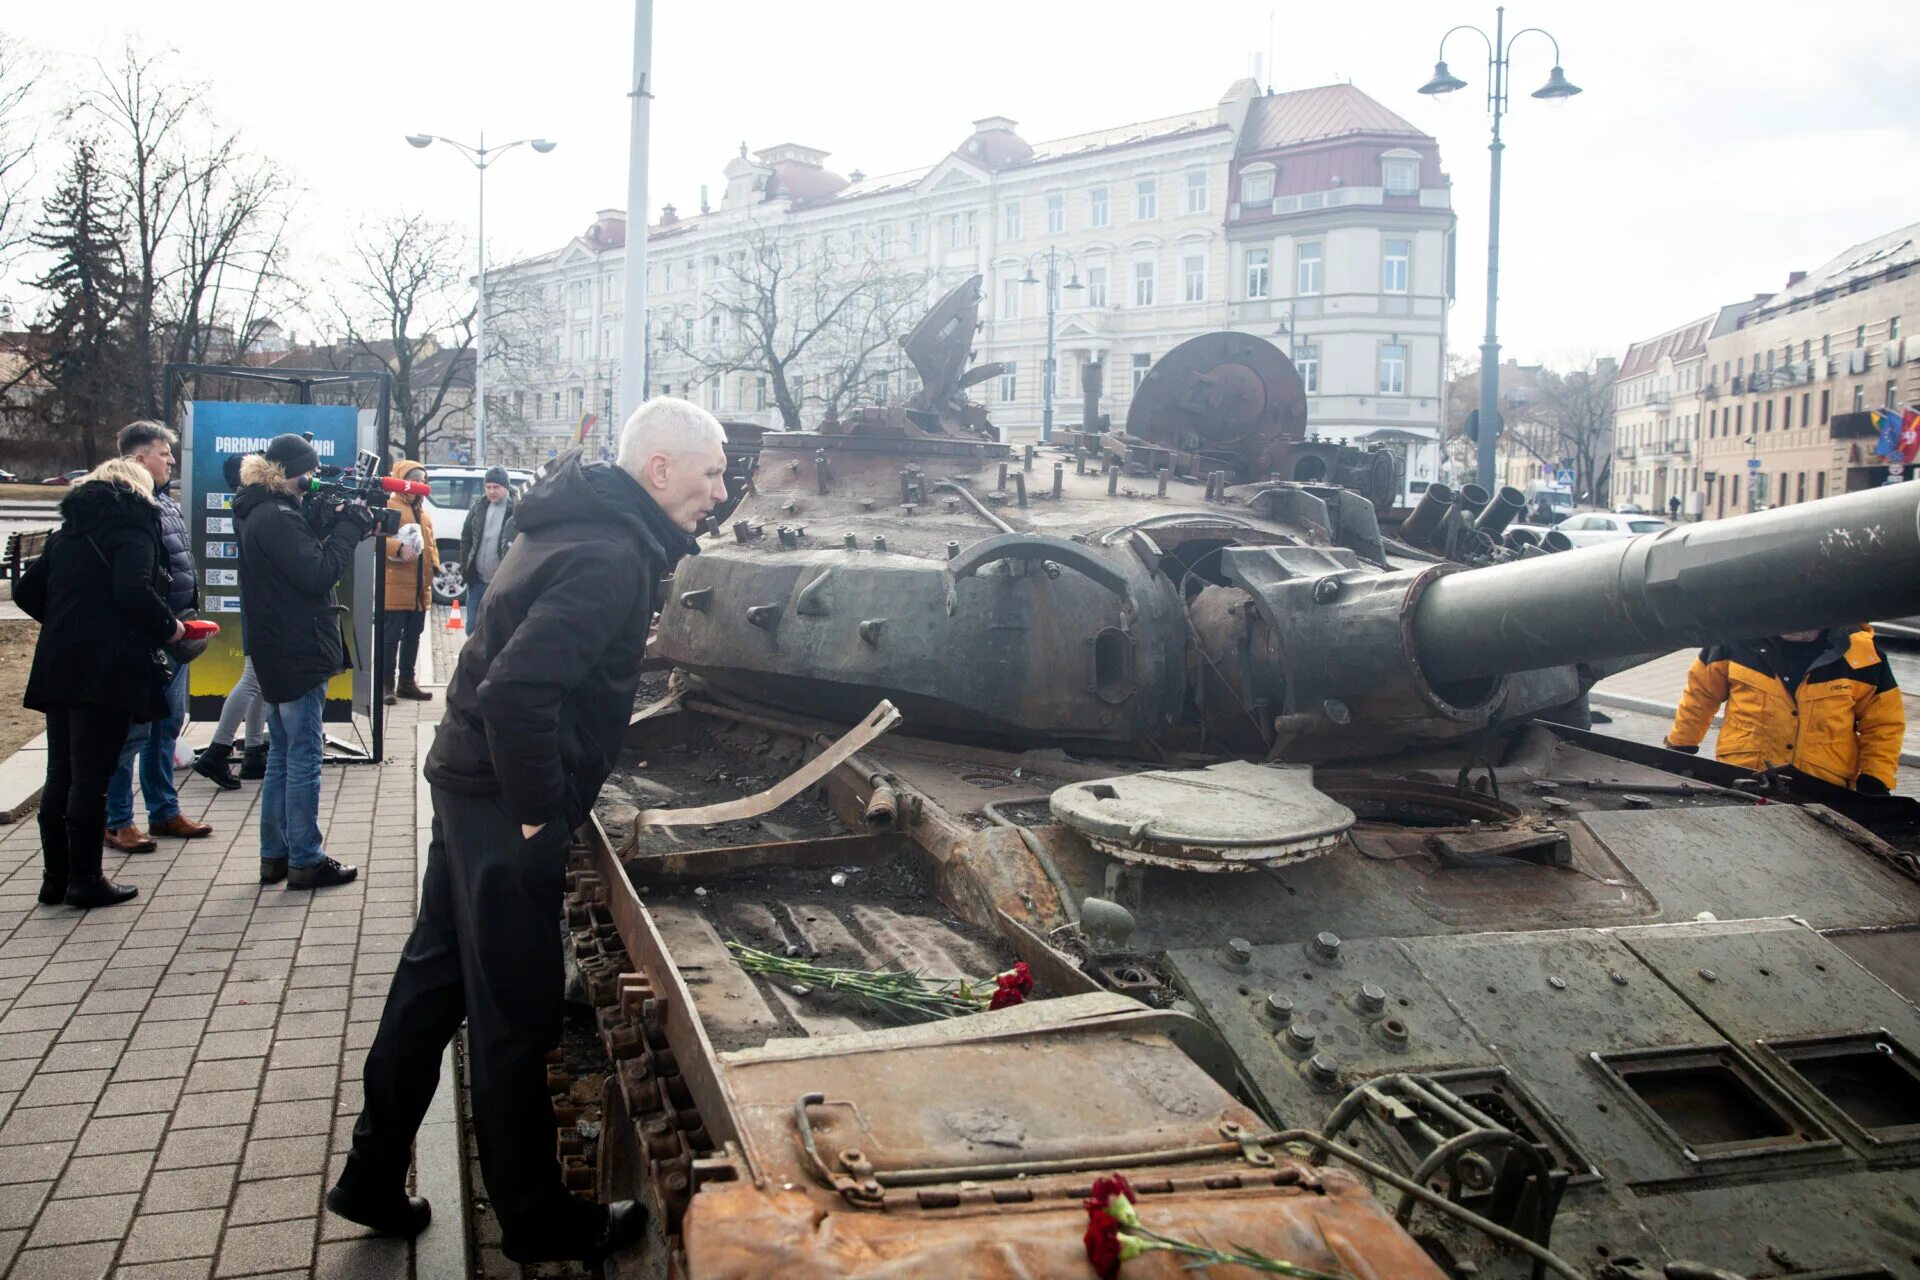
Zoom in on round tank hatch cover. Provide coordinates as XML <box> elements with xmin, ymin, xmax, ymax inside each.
<box><xmin>1049</xmin><ymin>761</ymin><xmax>1356</xmax><ymax>872</ymax></box>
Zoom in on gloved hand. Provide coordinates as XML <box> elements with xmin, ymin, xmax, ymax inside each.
<box><xmin>393</xmin><ymin>522</ymin><xmax>425</xmax><ymax>561</ymax></box>
<box><xmin>331</xmin><ymin>500</ymin><xmax>378</xmax><ymax>539</ymax></box>
<box><xmin>1856</xmin><ymin>774</ymin><xmax>1891</xmax><ymax>795</ymax></box>
<box><xmin>1661</xmin><ymin>738</ymin><xmax>1699</xmax><ymax>755</ymax></box>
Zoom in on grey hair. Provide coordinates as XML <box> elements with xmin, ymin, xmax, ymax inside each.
<box><xmin>117</xmin><ymin>419</ymin><xmax>177</xmax><ymax>456</ymax></box>
<box><xmin>615</xmin><ymin>397</ymin><xmax>726</xmax><ymax>477</ymax></box>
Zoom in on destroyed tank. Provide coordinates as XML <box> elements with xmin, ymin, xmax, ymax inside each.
<box><xmin>561</xmin><ymin>277</ymin><xmax>1920</xmax><ymax>1280</ymax></box>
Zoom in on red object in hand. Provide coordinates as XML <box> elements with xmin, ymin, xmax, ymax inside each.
<box><xmin>180</xmin><ymin>619</ymin><xmax>220</xmax><ymax>640</ymax></box>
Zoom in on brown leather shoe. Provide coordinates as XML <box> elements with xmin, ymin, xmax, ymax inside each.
<box><xmin>151</xmin><ymin>814</ymin><xmax>213</xmax><ymax>839</ymax></box>
<box><xmin>104</xmin><ymin>825</ymin><xmax>158</xmax><ymax>853</ymax></box>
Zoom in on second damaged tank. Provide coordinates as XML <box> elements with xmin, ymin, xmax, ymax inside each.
<box><xmin>562</xmin><ymin>277</ymin><xmax>1920</xmax><ymax>1279</ymax></box>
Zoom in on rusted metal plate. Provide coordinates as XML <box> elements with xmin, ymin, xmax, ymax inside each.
<box><xmin>636</xmin><ymin>701</ymin><xmax>901</xmax><ymax>827</ymax></box>
<box><xmin>681</xmin><ymin>1173</ymin><xmax>1447</xmax><ymax>1279</ymax></box>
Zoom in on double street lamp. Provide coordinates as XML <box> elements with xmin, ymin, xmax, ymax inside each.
<box><xmin>1019</xmin><ymin>246</ymin><xmax>1085</xmax><ymax>443</ymax></box>
<box><xmin>404</xmin><ymin>131</ymin><xmax>557</xmax><ymax>465</ymax></box>
<box><xmin>1417</xmin><ymin>6</ymin><xmax>1580</xmax><ymax>491</ymax></box>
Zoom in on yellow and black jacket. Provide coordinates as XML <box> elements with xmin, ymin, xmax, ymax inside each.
<box><xmin>1666</xmin><ymin>628</ymin><xmax>1904</xmax><ymax>790</ymax></box>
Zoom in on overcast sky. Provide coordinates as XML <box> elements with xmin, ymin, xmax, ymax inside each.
<box><xmin>7</xmin><ymin>0</ymin><xmax>1920</xmax><ymax>367</ymax></box>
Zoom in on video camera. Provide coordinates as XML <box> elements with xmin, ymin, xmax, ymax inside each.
<box><xmin>301</xmin><ymin>448</ymin><xmax>426</xmax><ymax>539</ymax></box>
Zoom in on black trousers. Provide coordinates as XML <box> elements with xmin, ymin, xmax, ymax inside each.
<box><xmin>41</xmin><ymin>704</ymin><xmax>135</xmax><ymax>889</ymax></box>
<box><xmin>349</xmin><ymin>788</ymin><xmax>594</xmax><ymax>1244</ymax></box>
<box><xmin>380</xmin><ymin>610</ymin><xmax>425</xmax><ymax>689</ymax></box>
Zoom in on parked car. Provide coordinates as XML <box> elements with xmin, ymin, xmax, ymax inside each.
<box><xmin>1614</xmin><ymin>503</ymin><xmax>1647</xmax><ymax>514</ymax></box>
<box><xmin>416</xmin><ymin>465</ymin><xmax>535</xmax><ymax>604</ymax></box>
<box><xmin>1554</xmin><ymin>511</ymin><xmax>1671</xmax><ymax>546</ymax></box>
<box><xmin>38</xmin><ymin>469</ymin><xmax>86</xmax><ymax>486</ymax></box>
<box><xmin>0</xmin><ymin>469</ymin><xmax>20</xmax><ymax>484</ymax></box>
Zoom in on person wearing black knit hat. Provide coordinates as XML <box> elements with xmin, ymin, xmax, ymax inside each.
<box><xmin>234</xmin><ymin>433</ymin><xmax>374</xmax><ymax>889</ymax></box>
<box><xmin>458</xmin><ymin>466</ymin><xmax>518</xmax><ymax>626</ymax></box>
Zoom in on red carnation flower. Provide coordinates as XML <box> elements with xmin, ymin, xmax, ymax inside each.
<box><xmin>988</xmin><ymin>984</ymin><xmax>1025</xmax><ymax>1010</ymax></box>
<box><xmin>1084</xmin><ymin>1174</ymin><xmax>1136</xmax><ymax>1210</ymax></box>
<box><xmin>1003</xmin><ymin>962</ymin><xmax>1034</xmax><ymax>996</ymax></box>
<box><xmin>1083</xmin><ymin>1204</ymin><xmax>1123</xmax><ymax>1278</ymax></box>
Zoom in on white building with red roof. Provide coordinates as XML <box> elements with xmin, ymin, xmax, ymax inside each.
<box><xmin>487</xmin><ymin>79</ymin><xmax>1454</xmax><ymax>474</ymax></box>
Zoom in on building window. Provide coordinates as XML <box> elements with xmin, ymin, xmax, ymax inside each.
<box><xmin>1379</xmin><ymin>343</ymin><xmax>1407</xmax><ymax>395</ymax></box>
<box><xmin>1821</xmin><ymin>333</ymin><xmax>1831</xmax><ymax>357</ymax></box>
<box><xmin>572</xmin><ymin>328</ymin><xmax>589</xmax><ymax>360</ymax></box>
<box><xmin>1089</xmin><ymin>186</ymin><xmax>1109</xmax><ymax>228</ymax></box>
<box><xmin>1893</xmin><ymin>316</ymin><xmax>1903</xmax><ymax>341</ymax></box>
<box><xmin>1047</xmin><ymin>193</ymin><xmax>1065</xmax><ymax>234</ymax></box>
<box><xmin>1135</xmin><ymin>178</ymin><xmax>1157</xmax><ymax>220</ymax></box>
<box><xmin>1133</xmin><ymin>260</ymin><xmax>1156</xmax><ymax>307</ymax></box>
<box><xmin>999</xmin><ymin>362</ymin><xmax>1018</xmax><ymax>403</ymax></box>
<box><xmin>1296</xmin><ymin>344</ymin><xmax>1319</xmax><ymax>393</ymax></box>
<box><xmin>1797</xmin><ymin>472</ymin><xmax>1807</xmax><ymax>503</ymax></box>
<box><xmin>1816</xmin><ymin>472</ymin><xmax>1827</xmax><ymax>499</ymax></box>
<box><xmin>1240</xmin><ymin>169</ymin><xmax>1274</xmax><ymax>206</ymax></box>
<box><xmin>1856</xmin><ymin>324</ymin><xmax>1866</xmax><ymax>347</ymax></box>
<box><xmin>878</xmin><ymin>224</ymin><xmax>892</xmax><ymax>257</ymax></box>
<box><xmin>1820</xmin><ymin>389</ymin><xmax>1831</xmax><ymax>423</ymax></box>
<box><xmin>1765</xmin><ymin>400</ymin><xmax>1774</xmax><ymax>431</ymax></box>
<box><xmin>1297</xmin><ymin>242</ymin><xmax>1322</xmax><ymax>296</ymax></box>
<box><xmin>909</xmin><ymin>219</ymin><xmax>922</xmax><ymax>253</ymax></box>
<box><xmin>1185</xmin><ymin>170</ymin><xmax>1208</xmax><ymax>214</ymax></box>
<box><xmin>1736</xmin><ymin>406</ymin><xmax>1744</xmax><ymax>432</ymax></box>
<box><xmin>1003</xmin><ymin>202</ymin><xmax>1022</xmax><ymax>240</ymax></box>
<box><xmin>755</xmin><ymin>377</ymin><xmax>768</xmax><ymax>411</ymax></box>
<box><xmin>1132</xmin><ymin>352</ymin><xmax>1151</xmax><ymax>391</ymax></box>
<box><xmin>1182</xmin><ymin>253</ymin><xmax>1206</xmax><ymax>302</ymax></box>
<box><xmin>1382</xmin><ymin>158</ymin><xmax>1417</xmax><ymax>195</ymax></box>
<box><xmin>964</xmin><ymin>211</ymin><xmax>977</xmax><ymax>245</ymax></box>
<box><xmin>1801</xmin><ymin>392</ymin><xmax>1810</xmax><ymax>426</ymax></box>
<box><xmin>1085</xmin><ymin>265</ymin><xmax>1108</xmax><ymax>308</ymax></box>
<box><xmin>571</xmin><ymin>387</ymin><xmax>585</xmax><ymax>420</ymax></box>
<box><xmin>1246</xmin><ymin>248</ymin><xmax>1270</xmax><ymax>299</ymax></box>
<box><xmin>1889</xmin><ymin>379</ymin><xmax>1901</xmax><ymax>409</ymax></box>
<box><xmin>1853</xmin><ymin>385</ymin><xmax>1865</xmax><ymax>412</ymax></box>
<box><xmin>1783</xmin><ymin>397</ymin><xmax>1792</xmax><ymax>430</ymax></box>
<box><xmin>1383</xmin><ymin>238</ymin><xmax>1410</xmax><ymax>293</ymax></box>
<box><xmin>1000</xmin><ymin>276</ymin><xmax>1021</xmax><ymax>320</ymax></box>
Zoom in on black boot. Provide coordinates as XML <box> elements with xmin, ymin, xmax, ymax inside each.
<box><xmin>38</xmin><ymin>875</ymin><xmax>66</xmax><ymax>906</ymax></box>
<box><xmin>192</xmin><ymin>742</ymin><xmax>242</xmax><ymax>790</ymax></box>
<box><xmin>326</xmin><ymin>1160</ymin><xmax>433</xmax><ymax>1238</ymax></box>
<box><xmin>65</xmin><ymin>874</ymin><xmax>138</xmax><ymax>909</ymax></box>
<box><xmin>239</xmin><ymin>742</ymin><xmax>268</xmax><ymax>781</ymax></box>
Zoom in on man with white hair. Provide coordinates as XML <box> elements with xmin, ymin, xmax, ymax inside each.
<box><xmin>331</xmin><ymin>400</ymin><xmax>727</xmax><ymax>1264</ymax></box>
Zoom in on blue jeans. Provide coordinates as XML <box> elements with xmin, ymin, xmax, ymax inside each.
<box><xmin>261</xmin><ymin>683</ymin><xmax>327</xmax><ymax>869</ymax></box>
<box><xmin>107</xmin><ymin>661</ymin><xmax>189</xmax><ymax>828</ymax></box>
<box><xmin>466</xmin><ymin>575</ymin><xmax>488</xmax><ymax>626</ymax></box>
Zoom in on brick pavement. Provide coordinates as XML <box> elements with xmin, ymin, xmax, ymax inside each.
<box><xmin>0</xmin><ymin>667</ymin><xmax>450</xmax><ymax>1277</ymax></box>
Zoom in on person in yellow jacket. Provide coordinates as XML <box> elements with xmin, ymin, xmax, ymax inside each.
<box><xmin>380</xmin><ymin>459</ymin><xmax>441</xmax><ymax>705</ymax></box>
<box><xmin>1664</xmin><ymin>626</ymin><xmax>1904</xmax><ymax>793</ymax></box>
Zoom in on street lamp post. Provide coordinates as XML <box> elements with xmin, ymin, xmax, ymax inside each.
<box><xmin>1019</xmin><ymin>247</ymin><xmax>1084</xmax><ymax>443</ymax></box>
<box><xmin>1417</xmin><ymin>6</ymin><xmax>1580</xmax><ymax>492</ymax></box>
<box><xmin>405</xmin><ymin>131</ymin><xmax>557</xmax><ymax>465</ymax></box>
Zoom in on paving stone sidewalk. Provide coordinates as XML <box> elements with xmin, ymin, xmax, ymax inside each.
<box><xmin>0</xmin><ymin>668</ymin><xmax>450</xmax><ymax>1277</ymax></box>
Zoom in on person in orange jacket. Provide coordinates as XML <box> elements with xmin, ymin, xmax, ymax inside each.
<box><xmin>380</xmin><ymin>459</ymin><xmax>440</xmax><ymax>704</ymax></box>
<box><xmin>1664</xmin><ymin>625</ymin><xmax>1904</xmax><ymax>793</ymax></box>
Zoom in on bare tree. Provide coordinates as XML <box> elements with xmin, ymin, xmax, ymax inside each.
<box><xmin>662</xmin><ymin>223</ymin><xmax>925</xmax><ymax>428</ymax></box>
<box><xmin>333</xmin><ymin>212</ymin><xmax>475</xmax><ymax>461</ymax></box>
<box><xmin>77</xmin><ymin>41</ymin><xmax>296</xmax><ymax>412</ymax></box>
<box><xmin>1531</xmin><ymin>357</ymin><xmax>1618</xmax><ymax>507</ymax></box>
<box><xmin>0</xmin><ymin>34</ymin><xmax>40</xmax><ymax>284</ymax></box>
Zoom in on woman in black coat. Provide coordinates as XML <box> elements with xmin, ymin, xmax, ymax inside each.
<box><xmin>17</xmin><ymin>458</ymin><xmax>185</xmax><ymax>908</ymax></box>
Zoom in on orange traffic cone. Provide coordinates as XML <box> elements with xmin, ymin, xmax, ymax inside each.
<box><xmin>446</xmin><ymin>597</ymin><xmax>464</xmax><ymax>631</ymax></box>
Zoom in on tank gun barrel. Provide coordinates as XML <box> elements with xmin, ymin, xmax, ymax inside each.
<box><xmin>1411</xmin><ymin>483</ymin><xmax>1920</xmax><ymax>684</ymax></box>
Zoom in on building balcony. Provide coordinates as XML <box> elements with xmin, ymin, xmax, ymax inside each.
<box><xmin>1617</xmin><ymin>444</ymin><xmax>1637</xmax><ymax>461</ymax></box>
<box><xmin>1648</xmin><ymin>390</ymin><xmax>1672</xmax><ymax>409</ymax></box>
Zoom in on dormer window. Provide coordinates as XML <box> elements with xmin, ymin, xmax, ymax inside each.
<box><xmin>1240</xmin><ymin>167</ymin><xmax>1275</xmax><ymax>206</ymax></box>
<box><xmin>1381</xmin><ymin>151</ymin><xmax>1420</xmax><ymax>196</ymax></box>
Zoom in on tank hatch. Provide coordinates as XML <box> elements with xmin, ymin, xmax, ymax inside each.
<box><xmin>1050</xmin><ymin>761</ymin><xmax>1355</xmax><ymax>870</ymax></box>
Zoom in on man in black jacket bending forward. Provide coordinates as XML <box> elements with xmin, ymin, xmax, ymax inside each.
<box><xmin>330</xmin><ymin>399</ymin><xmax>726</xmax><ymax>1265</ymax></box>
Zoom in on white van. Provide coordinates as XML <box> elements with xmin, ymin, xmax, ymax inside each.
<box><xmin>418</xmin><ymin>466</ymin><xmax>534</xmax><ymax>604</ymax></box>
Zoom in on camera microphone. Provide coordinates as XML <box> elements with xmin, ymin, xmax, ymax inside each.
<box><xmin>372</xmin><ymin>475</ymin><xmax>431</xmax><ymax>497</ymax></box>
<box><xmin>305</xmin><ymin>474</ymin><xmax>430</xmax><ymax>497</ymax></box>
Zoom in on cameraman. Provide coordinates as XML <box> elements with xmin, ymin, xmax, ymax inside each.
<box><xmin>234</xmin><ymin>433</ymin><xmax>372</xmax><ymax>889</ymax></box>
